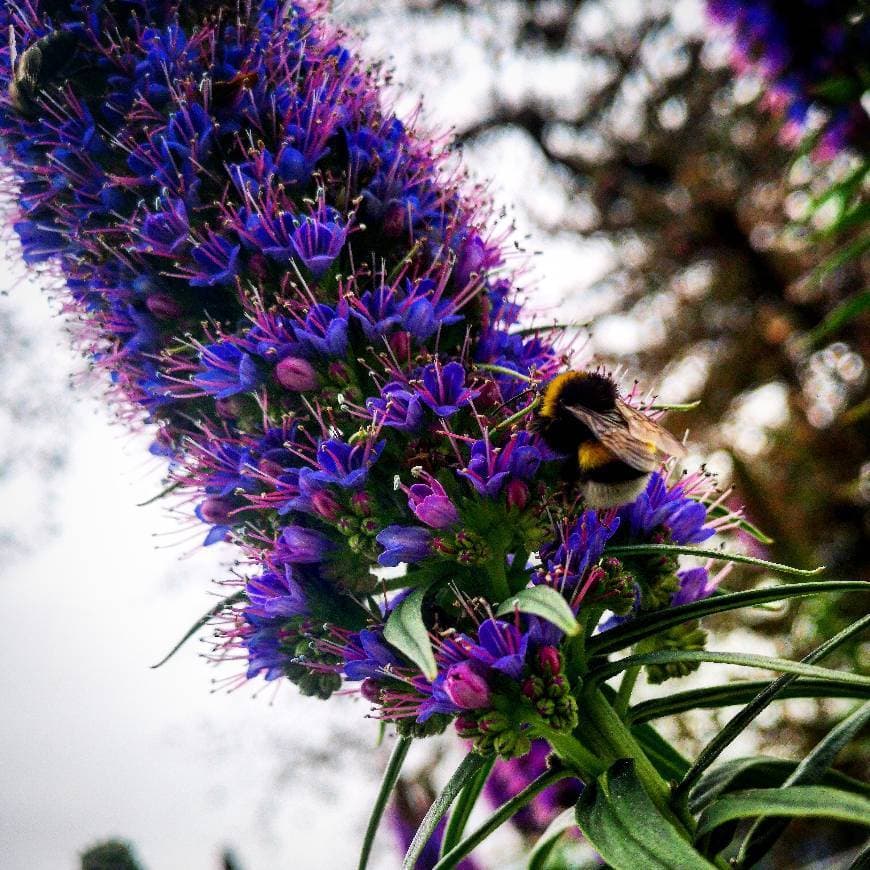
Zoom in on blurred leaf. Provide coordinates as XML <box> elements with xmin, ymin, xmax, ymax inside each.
<box><xmin>804</xmin><ymin>289</ymin><xmax>870</xmax><ymax>347</ymax></box>
<box><xmin>527</xmin><ymin>808</ymin><xmax>576</xmax><ymax>870</ymax></box>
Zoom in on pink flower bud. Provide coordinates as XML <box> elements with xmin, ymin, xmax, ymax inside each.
<box><xmin>444</xmin><ymin>662</ymin><xmax>491</xmax><ymax>710</ymax></box>
<box><xmin>275</xmin><ymin>356</ymin><xmax>318</xmax><ymax>391</ymax></box>
<box><xmin>145</xmin><ymin>293</ymin><xmax>183</xmax><ymax>320</ymax></box>
<box><xmin>258</xmin><ymin>457</ymin><xmax>285</xmax><ymax>478</ymax></box>
<box><xmin>351</xmin><ymin>491</ymin><xmax>372</xmax><ymax>516</ymax></box>
<box><xmin>196</xmin><ymin>497</ymin><xmax>234</xmax><ymax>525</ymax></box>
<box><xmin>389</xmin><ymin>330</ymin><xmax>411</xmax><ymax>362</ymax></box>
<box><xmin>310</xmin><ymin>491</ymin><xmax>342</xmax><ymax>522</ymax></box>
<box><xmin>505</xmin><ymin>479</ymin><xmax>530</xmax><ymax>510</ymax></box>
<box><xmin>537</xmin><ymin>646</ymin><xmax>561</xmax><ymax>676</ymax></box>
<box><xmin>360</xmin><ymin>678</ymin><xmax>383</xmax><ymax>703</ymax></box>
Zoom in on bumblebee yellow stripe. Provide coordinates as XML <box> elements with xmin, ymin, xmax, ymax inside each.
<box><xmin>577</xmin><ymin>441</ymin><xmax>613</xmax><ymax>471</ymax></box>
<box><xmin>541</xmin><ymin>371</ymin><xmax>587</xmax><ymax>418</ymax></box>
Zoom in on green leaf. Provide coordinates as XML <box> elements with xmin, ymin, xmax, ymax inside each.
<box><xmin>804</xmin><ymin>289</ymin><xmax>870</xmax><ymax>347</ymax></box>
<box><xmin>574</xmin><ymin>759</ymin><xmax>716</xmax><ymax>870</ymax></box>
<box><xmin>628</xmin><ymin>678</ymin><xmax>870</xmax><ymax>725</ymax></box>
<box><xmin>630</xmin><ymin>722</ymin><xmax>692</xmax><ymax>782</ymax></box>
<box><xmin>705</xmin><ymin>505</ymin><xmax>774</xmax><ymax>545</ymax></box>
<box><xmin>385</xmin><ymin>585</ymin><xmax>437</xmax><ymax>680</ymax></box>
<box><xmin>496</xmin><ymin>586</ymin><xmax>581</xmax><ymax>636</ymax></box>
<box><xmin>673</xmin><ymin>615</ymin><xmax>870</xmax><ymax>801</ymax></box>
<box><xmin>440</xmin><ymin>756</ymin><xmax>495</xmax><ymax>859</ymax></box>
<box><xmin>150</xmin><ymin>590</ymin><xmax>246</xmax><ymax>669</ymax></box>
<box><xmin>604</xmin><ymin>543</ymin><xmax>824</xmax><ymax>577</ymax></box>
<box><xmin>696</xmin><ymin>787</ymin><xmax>870</xmax><ymax>838</ymax></box>
<box><xmin>434</xmin><ymin>767</ymin><xmax>572</xmax><ymax>870</ymax></box>
<box><xmin>589</xmin><ymin>649</ymin><xmax>870</xmax><ymax>691</ymax></box>
<box><xmin>588</xmin><ymin>580</ymin><xmax>869</xmax><ymax>656</ymax></box>
<box><xmin>689</xmin><ymin>757</ymin><xmax>870</xmax><ymax>815</ymax></box>
<box><xmin>527</xmin><ymin>807</ymin><xmax>577</xmax><ymax>870</ymax></box>
<box><xmin>402</xmin><ymin>753</ymin><xmax>486</xmax><ymax>870</ymax></box>
<box><xmin>358</xmin><ymin>736</ymin><xmax>413</xmax><ymax>870</ymax></box>
<box><xmin>738</xmin><ymin>701</ymin><xmax>870</xmax><ymax>866</ymax></box>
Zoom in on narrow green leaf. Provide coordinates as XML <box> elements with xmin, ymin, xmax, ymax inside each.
<box><xmin>648</xmin><ymin>400</ymin><xmax>701</xmax><ymax>412</ymax></box>
<box><xmin>675</xmin><ymin>614</ymin><xmax>870</xmax><ymax>801</ymax></box>
<box><xmin>527</xmin><ymin>807</ymin><xmax>577</xmax><ymax>870</ymax></box>
<box><xmin>696</xmin><ymin>787</ymin><xmax>870</xmax><ymax>838</ymax></box>
<box><xmin>804</xmin><ymin>289</ymin><xmax>870</xmax><ymax>346</ymax></box>
<box><xmin>575</xmin><ymin>759</ymin><xmax>716</xmax><ymax>870</ymax></box>
<box><xmin>588</xmin><ymin>580</ymin><xmax>869</xmax><ymax>656</ymax></box>
<box><xmin>496</xmin><ymin>586</ymin><xmax>581</xmax><ymax>636</ymax></box>
<box><xmin>358</xmin><ymin>736</ymin><xmax>413</xmax><ymax>870</ymax></box>
<box><xmin>705</xmin><ymin>505</ymin><xmax>774</xmax><ymax>545</ymax></box>
<box><xmin>628</xmin><ymin>678</ymin><xmax>870</xmax><ymax>725</ymax></box>
<box><xmin>136</xmin><ymin>480</ymin><xmax>181</xmax><ymax>506</ymax></box>
<box><xmin>605</xmin><ymin>543</ymin><xmax>824</xmax><ymax>576</ymax></box>
<box><xmin>738</xmin><ymin>701</ymin><xmax>870</xmax><ymax>866</ymax></box>
<box><xmin>440</xmin><ymin>756</ymin><xmax>495</xmax><ymax>859</ymax></box>
<box><xmin>589</xmin><ymin>649</ymin><xmax>870</xmax><ymax>690</ymax></box>
<box><xmin>385</xmin><ymin>585</ymin><xmax>437</xmax><ymax>680</ymax></box>
<box><xmin>689</xmin><ymin>757</ymin><xmax>870</xmax><ymax>815</ymax></box>
<box><xmin>847</xmin><ymin>839</ymin><xmax>870</xmax><ymax>869</ymax></box>
<box><xmin>402</xmin><ymin>753</ymin><xmax>486</xmax><ymax>870</ymax></box>
<box><xmin>434</xmin><ymin>767</ymin><xmax>572</xmax><ymax>870</ymax></box>
<box><xmin>150</xmin><ymin>590</ymin><xmax>246</xmax><ymax>669</ymax></box>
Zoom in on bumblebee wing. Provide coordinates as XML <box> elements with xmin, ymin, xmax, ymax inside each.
<box><xmin>563</xmin><ymin>404</ymin><xmax>661</xmax><ymax>472</ymax></box>
<box><xmin>616</xmin><ymin>401</ymin><xmax>687</xmax><ymax>459</ymax></box>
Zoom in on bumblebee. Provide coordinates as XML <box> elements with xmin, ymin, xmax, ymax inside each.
<box><xmin>532</xmin><ymin>371</ymin><xmax>686</xmax><ymax>508</ymax></box>
<box><xmin>8</xmin><ymin>30</ymin><xmax>80</xmax><ymax>119</ymax></box>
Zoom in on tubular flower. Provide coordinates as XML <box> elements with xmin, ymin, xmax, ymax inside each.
<box><xmin>1</xmin><ymin>0</ymin><xmax>745</xmax><ymax>755</ymax></box>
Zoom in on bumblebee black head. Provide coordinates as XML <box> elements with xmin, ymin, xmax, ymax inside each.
<box><xmin>539</xmin><ymin>371</ymin><xmax>618</xmax><ymax>420</ymax></box>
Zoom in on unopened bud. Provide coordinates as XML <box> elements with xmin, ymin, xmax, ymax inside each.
<box><xmin>505</xmin><ymin>479</ymin><xmax>530</xmax><ymax>510</ymax></box>
<box><xmin>276</xmin><ymin>356</ymin><xmax>319</xmax><ymax>391</ymax></box>
<box><xmin>145</xmin><ymin>293</ymin><xmax>183</xmax><ymax>320</ymax></box>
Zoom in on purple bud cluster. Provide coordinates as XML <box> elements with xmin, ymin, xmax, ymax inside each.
<box><xmin>708</xmin><ymin>0</ymin><xmax>870</xmax><ymax>157</ymax></box>
<box><xmin>2</xmin><ymin>0</ymin><xmax>743</xmax><ymax>754</ymax></box>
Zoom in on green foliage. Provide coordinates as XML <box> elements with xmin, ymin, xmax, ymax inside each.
<box><xmin>495</xmin><ymin>586</ymin><xmax>581</xmax><ymax>636</ymax></box>
<box><xmin>80</xmin><ymin>840</ymin><xmax>143</xmax><ymax>870</ymax></box>
<box><xmin>384</xmin><ymin>584</ymin><xmax>437</xmax><ymax>680</ymax></box>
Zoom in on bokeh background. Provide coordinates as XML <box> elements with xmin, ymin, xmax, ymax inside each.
<box><xmin>1</xmin><ymin>0</ymin><xmax>866</xmax><ymax>867</ymax></box>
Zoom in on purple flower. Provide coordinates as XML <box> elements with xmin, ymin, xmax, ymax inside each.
<box><xmin>300</xmin><ymin>439</ymin><xmax>386</xmax><ymax>491</ymax></box>
<box><xmin>292</xmin><ymin>304</ymin><xmax>349</xmax><ymax>359</ymax></box>
<box><xmin>134</xmin><ymin>197</ymin><xmax>189</xmax><ymax>257</ymax></box>
<box><xmin>459</xmin><ymin>431</ymin><xmax>542</xmax><ymax>497</ymax></box>
<box><xmin>618</xmin><ymin>472</ymin><xmax>714</xmax><ymax>545</ymax></box>
<box><xmin>189</xmin><ymin>232</ymin><xmax>241</xmax><ymax>287</ymax></box>
<box><xmin>343</xmin><ymin>629</ymin><xmax>402</xmax><ymax>680</ymax></box>
<box><xmin>466</xmin><ymin>618</ymin><xmax>530</xmax><ymax>679</ymax></box>
<box><xmin>279</xmin><ymin>525</ymin><xmax>335</xmax><ymax>563</ymax></box>
<box><xmin>376</xmin><ymin>525</ymin><xmax>432</xmax><ymax>567</ymax></box>
<box><xmin>246</xmin><ymin>566</ymin><xmax>310</xmax><ymax>619</ymax></box>
<box><xmin>289</xmin><ymin>208</ymin><xmax>348</xmax><ymax>278</ymax></box>
<box><xmin>415</xmin><ymin>361</ymin><xmax>480</xmax><ymax>417</ymax></box>
<box><xmin>366</xmin><ymin>382</ymin><xmax>424</xmax><ymax>432</ymax></box>
<box><xmin>671</xmin><ymin>567</ymin><xmax>718</xmax><ymax>607</ymax></box>
<box><xmin>193</xmin><ymin>342</ymin><xmax>262</xmax><ymax>398</ymax></box>
<box><xmin>407</xmin><ymin>473</ymin><xmax>459</xmax><ymax>529</ymax></box>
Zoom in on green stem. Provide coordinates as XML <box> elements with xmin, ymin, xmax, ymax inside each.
<box><xmin>439</xmin><ymin>756</ymin><xmax>495</xmax><ymax>859</ymax></box>
<box><xmin>532</xmin><ymin>719</ymin><xmax>604</xmax><ymax>781</ymax></box>
<box><xmin>614</xmin><ymin>666</ymin><xmax>641</xmax><ymax>719</ymax></box>
<box><xmin>432</xmin><ymin>768</ymin><xmax>573</xmax><ymax>870</ymax></box>
<box><xmin>487</xmin><ymin>555</ymin><xmax>511</xmax><ymax>603</ymax></box>
<box><xmin>358</xmin><ymin>736</ymin><xmax>413</xmax><ymax>870</ymax></box>
<box><xmin>491</xmin><ymin>396</ymin><xmax>541</xmax><ymax>432</ymax></box>
<box><xmin>477</xmin><ymin>363</ymin><xmax>536</xmax><ymax>383</ymax></box>
<box><xmin>581</xmin><ymin>686</ymin><xmax>704</xmax><ymax>848</ymax></box>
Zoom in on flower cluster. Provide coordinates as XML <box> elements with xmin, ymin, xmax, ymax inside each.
<box><xmin>2</xmin><ymin>0</ymin><xmax>743</xmax><ymax>763</ymax></box>
<box><xmin>708</xmin><ymin>0</ymin><xmax>870</xmax><ymax>158</ymax></box>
